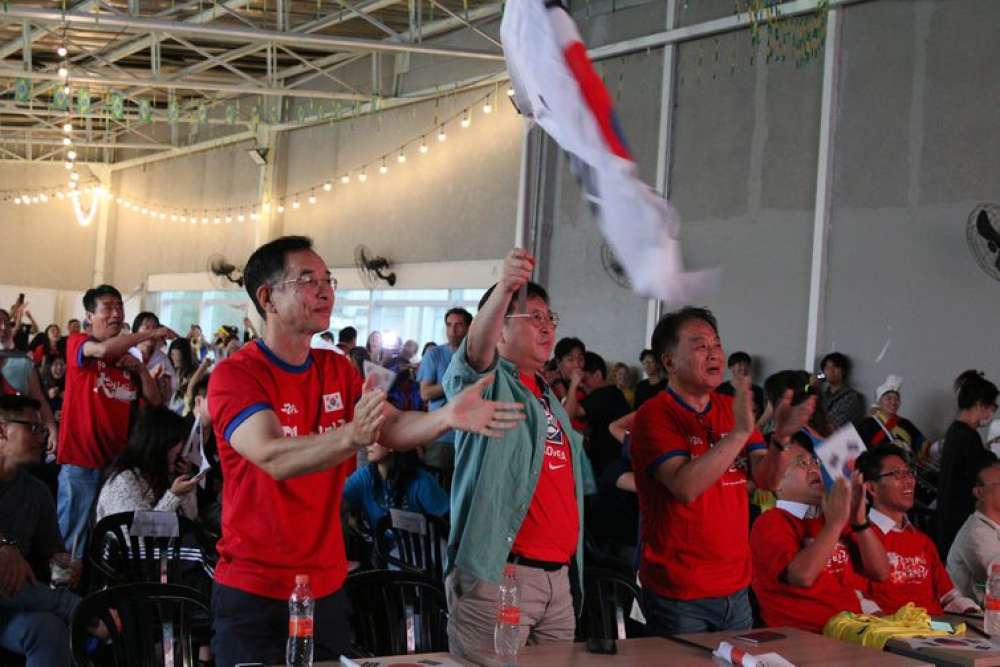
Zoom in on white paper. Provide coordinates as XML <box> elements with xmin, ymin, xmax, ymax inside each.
<box><xmin>713</xmin><ymin>641</ymin><xmax>796</xmax><ymax>667</ymax></box>
<box><xmin>389</xmin><ymin>508</ymin><xmax>428</xmax><ymax>536</ymax></box>
<box><xmin>813</xmin><ymin>424</ymin><xmax>866</xmax><ymax>482</ymax></box>
<box><xmin>131</xmin><ymin>510</ymin><xmax>179</xmax><ymax>538</ymax></box>
<box><xmin>364</xmin><ymin>361</ymin><xmax>397</xmax><ymax>393</ymax></box>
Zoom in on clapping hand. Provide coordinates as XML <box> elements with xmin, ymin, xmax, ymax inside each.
<box><xmin>822</xmin><ymin>478</ymin><xmax>853</xmax><ymax>529</ymax></box>
<box><xmin>349</xmin><ymin>374</ymin><xmax>387</xmax><ymax>449</ymax></box>
<box><xmin>447</xmin><ymin>375</ymin><xmax>526</xmax><ymax>438</ymax></box>
<box><xmin>731</xmin><ymin>375</ymin><xmax>755</xmax><ymax>436</ymax></box>
<box><xmin>773</xmin><ymin>388</ymin><xmax>817</xmax><ymax>441</ymax></box>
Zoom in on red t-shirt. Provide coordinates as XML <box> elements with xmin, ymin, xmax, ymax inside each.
<box><xmin>511</xmin><ymin>372</ymin><xmax>579</xmax><ymax>563</ymax></box>
<box><xmin>57</xmin><ymin>333</ymin><xmax>138</xmax><ymax>469</ymax></box>
<box><xmin>866</xmin><ymin>515</ymin><xmax>954</xmax><ymax>615</ymax></box>
<box><xmin>631</xmin><ymin>387</ymin><xmax>766</xmax><ymax>599</ymax></box>
<box><xmin>209</xmin><ymin>340</ymin><xmax>362</xmax><ymax>600</ymax></box>
<box><xmin>751</xmin><ymin>505</ymin><xmax>862</xmax><ymax>632</ymax></box>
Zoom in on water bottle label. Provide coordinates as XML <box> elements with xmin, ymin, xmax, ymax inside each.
<box><xmin>497</xmin><ymin>607</ymin><xmax>520</xmax><ymax>625</ymax></box>
<box><xmin>289</xmin><ymin>616</ymin><xmax>314</xmax><ymax>637</ymax></box>
<box><xmin>986</xmin><ymin>596</ymin><xmax>1000</xmax><ymax>611</ymax></box>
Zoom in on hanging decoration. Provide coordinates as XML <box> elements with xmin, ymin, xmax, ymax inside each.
<box><xmin>139</xmin><ymin>99</ymin><xmax>153</xmax><ymax>123</ymax></box>
<box><xmin>737</xmin><ymin>0</ymin><xmax>829</xmax><ymax>67</ymax></box>
<box><xmin>110</xmin><ymin>92</ymin><xmax>125</xmax><ymax>121</ymax></box>
<box><xmin>14</xmin><ymin>78</ymin><xmax>31</xmax><ymax>103</ymax></box>
<box><xmin>52</xmin><ymin>88</ymin><xmax>70</xmax><ymax>110</ymax></box>
<box><xmin>76</xmin><ymin>88</ymin><xmax>91</xmax><ymax>114</ymax></box>
<box><xmin>70</xmin><ymin>188</ymin><xmax>102</xmax><ymax>227</ymax></box>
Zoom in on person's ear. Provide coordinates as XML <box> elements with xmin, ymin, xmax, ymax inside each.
<box><xmin>256</xmin><ymin>283</ymin><xmax>278</xmax><ymax>316</ymax></box>
<box><xmin>660</xmin><ymin>351</ymin><xmax>674</xmax><ymax>375</ymax></box>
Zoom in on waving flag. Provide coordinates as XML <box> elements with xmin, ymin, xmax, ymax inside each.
<box><xmin>501</xmin><ymin>0</ymin><xmax>717</xmax><ymax>302</ymax></box>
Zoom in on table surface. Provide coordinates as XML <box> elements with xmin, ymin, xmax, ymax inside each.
<box><xmin>677</xmin><ymin>626</ymin><xmax>930</xmax><ymax>666</ymax></box>
<box><xmin>881</xmin><ymin>615</ymin><xmax>1000</xmax><ymax>667</ymax></box>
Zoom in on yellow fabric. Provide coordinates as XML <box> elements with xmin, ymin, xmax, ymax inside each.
<box><xmin>752</xmin><ymin>488</ymin><xmax>776</xmax><ymax>513</ymax></box>
<box><xmin>822</xmin><ymin>603</ymin><xmax>966</xmax><ymax>650</ymax></box>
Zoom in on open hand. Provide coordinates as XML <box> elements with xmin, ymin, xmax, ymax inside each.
<box><xmin>447</xmin><ymin>375</ymin><xmax>526</xmax><ymax>438</ymax></box>
<box><xmin>170</xmin><ymin>475</ymin><xmax>199</xmax><ymax>496</ymax></box>
<box><xmin>731</xmin><ymin>375</ymin><xmax>755</xmax><ymax>436</ymax></box>
<box><xmin>773</xmin><ymin>389</ymin><xmax>817</xmax><ymax>440</ymax></box>
<box><xmin>822</xmin><ymin>478</ymin><xmax>852</xmax><ymax>528</ymax></box>
<box><xmin>349</xmin><ymin>374</ymin><xmax>387</xmax><ymax>449</ymax></box>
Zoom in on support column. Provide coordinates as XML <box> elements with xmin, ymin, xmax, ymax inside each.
<box><xmin>90</xmin><ymin>165</ymin><xmax>114</xmax><ymax>286</ymax></box>
<box><xmin>253</xmin><ymin>123</ymin><xmax>283</xmax><ymax>247</ymax></box>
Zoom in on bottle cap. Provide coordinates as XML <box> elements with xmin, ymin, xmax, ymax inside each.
<box><xmin>295</xmin><ymin>574</ymin><xmax>310</xmax><ymax>585</ymax></box>
<box><xmin>503</xmin><ymin>563</ymin><xmax>516</xmax><ymax>576</ymax></box>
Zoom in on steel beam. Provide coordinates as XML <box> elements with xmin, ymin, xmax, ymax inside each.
<box><xmin>0</xmin><ymin>8</ymin><xmax>506</xmax><ymax>60</ymax></box>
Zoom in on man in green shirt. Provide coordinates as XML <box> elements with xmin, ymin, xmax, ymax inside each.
<box><xmin>443</xmin><ymin>248</ymin><xmax>592</xmax><ymax>657</ymax></box>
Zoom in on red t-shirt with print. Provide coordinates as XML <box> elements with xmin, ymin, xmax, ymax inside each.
<box><xmin>209</xmin><ymin>340</ymin><xmax>362</xmax><ymax>600</ymax></box>
<box><xmin>510</xmin><ymin>372</ymin><xmax>579</xmax><ymax>564</ymax></box>
<box><xmin>57</xmin><ymin>333</ymin><xmax>138</xmax><ymax>469</ymax></box>
<box><xmin>751</xmin><ymin>506</ymin><xmax>863</xmax><ymax>632</ymax></box>
<box><xmin>631</xmin><ymin>387</ymin><xmax>766</xmax><ymax>599</ymax></box>
<box><xmin>867</xmin><ymin>520</ymin><xmax>954</xmax><ymax>615</ymax></box>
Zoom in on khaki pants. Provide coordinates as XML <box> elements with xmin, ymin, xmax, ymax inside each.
<box><xmin>445</xmin><ymin>565</ymin><xmax>575</xmax><ymax>658</ymax></box>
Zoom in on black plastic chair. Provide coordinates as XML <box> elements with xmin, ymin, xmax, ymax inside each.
<box><xmin>85</xmin><ymin>511</ymin><xmax>216</xmax><ymax>592</ymax></box>
<box><xmin>579</xmin><ymin>566</ymin><xmax>645</xmax><ymax>641</ymax></box>
<box><xmin>343</xmin><ymin>569</ymin><xmax>449</xmax><ymax>657</ymax></box>
<box><xmin>373</xmin><ymin>512</ymin><xmax>449</xmax><ymax>583</ymax></box>
<box><xmin>70</xmin><ymin>583</ymin><xmax>210</xmax><ymax>667</ymax></box>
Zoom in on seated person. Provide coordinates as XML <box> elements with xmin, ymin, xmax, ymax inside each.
<box><xmin>947</xmin><ymin>461</ymin><xmax>1000</xmax><ymax>601</ymax></box>
<box><xmin>750</xmin><ymin>437</ymin><xmax>884</xmax><ymax>632</ymax></box>
<box><xmin>0</xmin><ymin>395</ymin><xmax>81</xmax><ymax>666</ymax></box>
<box><xmin>96</xmin><ymin>406</ymin><xmax>199</xmax><ymax>522</ymax></box>
<box><xmin>343</xmin><ymin>444</ymin><xmax>449</xmax><ymax>531</ymax></box>
<box><xmin>857</xmin><ymin>444</ymin><xmax>979</xmax><ymax>614</ymax></box>
<box><xmin>856</xmin><ymin>375</ymin><xmax>926</xmax><ymax>454</ymax></box>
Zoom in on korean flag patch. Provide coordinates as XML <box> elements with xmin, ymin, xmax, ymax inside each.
<box><xmin>323</xmin><ymin>392</ymin><xmax>343</xmax><ymax>413</ymax></box>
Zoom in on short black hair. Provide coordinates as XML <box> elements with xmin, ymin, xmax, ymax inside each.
<box><xmin>763</xmin><ymin>370</ymin><xmax>811</xmax><ymax>406</ymax></box>
<box><xmin>958</xmin><ymin>374</ymin><xmax>999</xmax><ymax>410</ymax></box>
<box><xmin>83</xmin><ymin>285</ymin><xmax>123</xmax><ymax>313</ymax></box>
<box><xmin>728</xmin><ymin>351</ymin><xmax>751</xmax><ymax>368</ymax></box>
<box><xmin>243</xmin><ymin>235</ymin><xmax>314</xmax><ymax>318</ymax></box>
<box><xmin>0</xmin><ymin>394</ymin><xmax>41</xmax><ymax>419</ymax></box>
<box><xmin>554</xmin><ymin>337</ymin><xmax>585</xmax><ymax>361</ymax></box>
<box><xmin>477</xmin><ymin>281</ymin><xmax>549</xmax><ymax>314</ymax></box>
<box><xmin>955</xmin><ymin>369</ymin><xmax>985</xmax><ymax>394</ymax></box>
<box><xmin>639</xmin><ymin>349</ymin><xmax>656</xmax><ymax>362</ymax></box>
<box><xmin>584</xmin><ymin>351</ymin><xmax>607</xmax><ymax>378</ymax></box>
<box><xmin>856</xmin><ymin>443</ymin><xmax>909</xmax><ymax>483</ymax></box>
<box><xmin>820</xmin><ymin>352</ymin><xmax>851</xmax><ymax>376</ymax></box>
<box><xmin>67</xmin><ymin>318</ymin><xmax>80</xmax><ymax>326</ymax></box>
<box><xmin>975</xmin><ymin>460</ymin><xmax>1000</xmax><ymax>487</ymax></box>
<box><xmin>132</xmin><ymin>311</ymin><xmax>159</xmax><ymax>333</ymax></box>
<box><xmin>650</xmin><ymin>306</ymin><xmax>718</xmax><ymax>358</ymax></box>
<box><xmin>338</xmin><ymin>326</ymin><xmax>357</xmax><ymax>344</ymax></box>
<box><xmin>445</xmin><ymin>307</ymin><xmax>473</xmax><ymax>327</ymax></box>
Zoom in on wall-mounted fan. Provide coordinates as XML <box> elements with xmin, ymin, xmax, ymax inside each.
<box><xmin>208</xmin><ymin>254</ymin><xmax>244</xmax><ymax>288</ymax></box>
<box><xmin>354</xmin><ymin>245</ymin><xmax>396</xmax><ymax>288</ymax></box>
<box><xmin>967</xmin><ymin>204</ymin><xmax>1000</xmax><ymax>281</ymax></box>
<box><xmin>600</xmin><ymin>242</ymin><xmax>631</xmax><ymax>290</ymax></box>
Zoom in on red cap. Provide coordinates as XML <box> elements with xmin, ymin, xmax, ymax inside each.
<box><xmin>295</xmin><ymin>574</ymin><xmax>309</xmax><ymax>585</ymax></box>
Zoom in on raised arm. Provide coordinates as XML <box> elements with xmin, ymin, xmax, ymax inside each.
<box><xmin>786</xmin><ymin>479</ymin><xmax>852</xmax><ymax>586</ymax></box>
<box><xmin>465</xmin><ymin>249</ymin><xmax>534</xmax><ymax>373</ymax></box>
<box><xmin>116</xmin><ymin>355</ymin><xmax>165</xmax><ymax>407</ymax></box>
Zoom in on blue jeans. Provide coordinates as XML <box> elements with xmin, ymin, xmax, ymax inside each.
<box><xmin>57</xmin><ymin>465</ymin><xmax>103</xmax><ymax>559</ymax></box>
<box><xmin>0</xmin><ymin>582</ymin><xmax>80</xmax><ymax>666</ymax></box>
<box><xmin>643</xmin><ymin>587</ymin><xmax>753</xmax><ymax>636</ymax></box>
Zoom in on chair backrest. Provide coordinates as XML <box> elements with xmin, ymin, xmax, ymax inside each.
<box><xmin>70</xmin><ymin>582</ymin><xmax>211</xmax><ymax>667</ymax></box>
<box><xmin>343</xmin><ymin>569</ymin><xmax>449</xmax><ymax>657</ymax></box>
<box><xmin>86</xmin><ymin>511</ymin><xmax>215</xmax><ymax>591</ymax></box>
<box><xmin>373</xmin><ymin>511</ymin><xmax>449</xmax><ymax>582</ymax></box>
<box><xmin>580</xmin><ymin>566</ymin><xmax>645</xmax><ymax>641</ymax></box>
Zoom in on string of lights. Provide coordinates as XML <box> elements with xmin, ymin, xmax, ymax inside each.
<box><xmin>3</xmin><ymin>85</ymin><xmax>515</xmax><ymax>227</ymax></box>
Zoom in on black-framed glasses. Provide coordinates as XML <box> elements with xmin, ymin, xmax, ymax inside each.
<box><xmin>279</xmin><ymin>275</ymin><xmax>338</xmax><ymax>292</ymax></box>
<box><xmin>2</xmin><ymin>419</ymin><xmax>47</xmax><ymax>436</ymax></box>
<box><xmin>504</xmin><ymin>311</ymin><xmax>559</xmax><ymax>329</ymax></box>
<box><xmin>877</xmin><ymin>467</ymin><xmax>916</xmax><ymax>481</ymax></box>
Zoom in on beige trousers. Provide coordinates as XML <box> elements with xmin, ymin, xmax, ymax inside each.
<box><xmin>445</xmin><ymin>564</ymin><xmax>575</xmax><ymax>658</ymax></box>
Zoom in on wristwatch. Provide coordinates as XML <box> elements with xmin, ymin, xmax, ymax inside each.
<box><xmin>850</xmin><ymin>520</ymin><xmax>871</xmax><ymax>533</ymax></box>
<box><xmin>769</xmin><ymin>433</ymin><xmax>790</xmax><ymax>452</ymax></box>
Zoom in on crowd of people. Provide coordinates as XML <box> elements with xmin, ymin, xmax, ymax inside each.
<box><xmin>1</xmin><ymin>238</ymin><xmax>998</xmax><ymax>666</ymax></box>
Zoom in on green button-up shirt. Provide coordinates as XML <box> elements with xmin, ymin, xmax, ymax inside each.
<box><xmin>443</xmin><ymin>338</ymin><xmax>594</xmax><ymax>587</ymax></box>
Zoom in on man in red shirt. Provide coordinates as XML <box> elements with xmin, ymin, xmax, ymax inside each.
<box><xmin>207</xmin><ymin>236</ymin><xmax>524</xmax><ymax>667</ymax></box>
<box><xmin>857</xmin><ymin>444</ymin><xmax>980</xmax><ymax>615</ymax></box>
<box><xmin>56</xmin><ymin>285</ymin><xmax>173</xmax><ymax>558</ymax></box>
<box><xmin>631</xmin><ymin>307</ymin><xmax>803</xmax><ymax>634</ymax></box>
<box><xmin>751</xmin><ymin>439</ymin><xmax>887</xmax><ymax>632</ymax></box>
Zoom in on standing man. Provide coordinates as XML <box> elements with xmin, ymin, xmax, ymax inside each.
<box><xmin>336</xmin><ymin>326</ymin><xmax>357</xmax><ymax>355</ymax></box>
<box><xmin>57</xmin><ymin>285</ymin><xmax>171</xmax><ymax>558</ymax></box>
<box><xmin>207</xmin><ymin>236</ymin><xmax>522</xmax><ymax>667</ymax></box>
<box><xmin>443</xmin><ymin>249</ymin><xmax>592</xmax><ymax>657</ymax></box>
<box><xmin>716</xmin><ymin>351</ymin><xmax>767</xmax><ymax>427</ymax></box>
<box><xmin>631</xmin><ymin>307</ymin><xmax>795</xmax><ymax>635</ymax></box>
<box><xmin>417</xmin><ymin>308</ymin><xmax>472</xmax><ymax>478</ymax></box>
<box><xmin>633</xmin><ymin>349</ymin><xmax>666</xmax><ymax>410</ymax></box>
<box><xmin>819</xmin><ymin>352</ymin><xmax>865</xmax><ymax>430</ymax></box>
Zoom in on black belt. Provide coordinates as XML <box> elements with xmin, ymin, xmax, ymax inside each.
<box><xmin>507</xmin><ymin>553</ymin><xmax>567</xmax><ymax>572</ymax></box>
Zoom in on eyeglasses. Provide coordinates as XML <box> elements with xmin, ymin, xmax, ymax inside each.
<box><xmin>505</xmin><ymin>311</ymin><xmax>559</xmax><ymax>329</ymax></box>
<box><xmin>792</xmin><ymin>455</ymin><xmax>820</xmax><ymax>470</ymax></box>
<box><xmin>877</xmin><ymin>467</ymin><xmax>916</xmax><ymax>481</ymax></box>
<box><xmin>2</xmin><ymin>419</ymin><xmax>47</xmax><ymax>436</ymax></box>
<box><xmin>279</xmin><ymin>275</ymin><xmax>338</xmax><ymax>292</ymax></box>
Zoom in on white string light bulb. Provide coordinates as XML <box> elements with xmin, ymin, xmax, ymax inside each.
<box><xmin>62</xmin><ymin>137</ymin><xmax>71</xmax><ymax>146</ymax></box>
<box><xmin>64</xmin><ymin>161</ymin><xmax>73</xmax><ymax>170</ymax></box>
<box><xmin>397</xmin><ymin>150</ymin><xmax>406</xmax><ymax>164</ymax></box>
<box><xmin>57</xmin><ymin>46</ymin><xmax>68</xmax><ymax>57</ymax></box>
<box><xmin>237</xmin><ymin>212</ymin><xmax>245</xmax><ymax>222</ymax></box>
<box><xmin>67</xmin><ymin>150</ymin><xmax>77</xmax><ymax>160</ymax></box>
<box><xmin>292</xmin><ymin>198</ymin><xmax>301</xmax><ymax>210</ymax></box>
<box><xmin>13</xmin><ymin>197</ymin><xmax>21</xmax><ymax>205</ymax></box>
<box><xmin>62</xmin><ymin>85</ymin><xmax>70</xmax><ymax>95</ymax></box>
<box><xmin>358</xmin><ymin>169</ymin><xmax>368</xmax><ymax>182</ymax></box>
<box><xmin>322</xmin><ymin>181</ymin><xmax>332</xmax><ymax>192</ymax></box>
<box><xmin>39</xmin><ymin>194</ymin><xmax>48</xmax><ymax>202</ymax></box>
<box><xmin>225</xmin><ymin>214</ymin><xmax>233</xmax><ymax>223</ymax></box>
<box><xmin>506</xmin><ymin>86</ymin><xmax>514</xmax><ymax>97</ymax></box>
<box><xmin>483</xmin><ymin>98</ymin><xmax>493</xmax><ymax>114</ymax></box>
<box><xmin>213</xmin><ymin>216</ymin><xmax>221</xmax><ymax>224</ymax></box>
<box><xmin>341</xmin><ymin>175</ymin><xmax>350</xmax><ymax>185</ymax></box>
<box><xmin>58</xmin><ymin>65</ymin><xmax>68</xmax><ymax>79</ymax></box>
<box><xmin>379</xmin><ymin>158</ymin><xmax>389</xmax><ymax>175</ymax></box>
<box><xmin>201</xmin><ymin>216</ymin><xmax>209</xmax><ymax>224</ymax></box>
<box><xmin>277</xmin><ymin>204</ymin><xmax>285</xmax><ymax>213</ymax></box>
<box><xmin>419</xmin><ymin>137</ymin><xmax>429</xmax><ymax>154</ymax></box>
<box><xmin>460</xmin><ymin>110</ymin><xmax>471</xmax><ymax>128</ymax></box>
<box><xmin>62</xmin><ymin>122</ymin><xmax>72</xmax><ymax>133</ymax></box>
<box><xmin>308</xmin><ymin>192</ymin><xmax>317</xmax><ymax>204</ymax></box>
<box><xmin>437</xmin><ymin>127</ymin><xmax>447</xmax><ymax>142</ymax></box>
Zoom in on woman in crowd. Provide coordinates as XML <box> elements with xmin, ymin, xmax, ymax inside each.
<box><xmin>613</xmin><ymin>362</ymin><xmax>636</xmax><ymax>408</ymax></box>
<box><xmin>29</xmin><ymin>323</ymin><xmax>62</xmax><ymax>365</ymax></box>
<box><xmin>366</xmin><ymin>330</ymin><xmax>385</xmax><ymax>365</ymax></box>
<box><xmin>856</xmin><ymin>375</ymin><xmax>926</xmax><ymax>453</ymax></box>
<box><xmin>188</xmin><ymin>324</ymin><xmax>210</xmax><ymax>362</ymax></box>
<box><xmin>41</xmin><ymin>354</ymin><xmax>66</xmax><ymax>420</ymax></box>
<box><xmin>167</xmin><ymin>338</ymin><xmax>197</xmax><ymax>415</ymax></box>
<box><xmin>0</xmin><ymin>308</ymin><xmax>59</xmax><ymax>453</ymax></box>
<box><xmin>96</xmin><ymin>407</ymin><xmax>199</xmax><ymax>522</ymax></box>
<box><xmin>343</xmin><ymin>443</ymin><xmax>449</xmax><ymax>531</ymax></box>
<box><xmin>634</xmin><ymin>348</ymin><xmax>667</xmax><ymax>409</ymax></box>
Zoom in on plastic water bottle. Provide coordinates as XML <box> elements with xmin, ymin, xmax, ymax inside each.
<box><xmin>986</xmin><ymin>562</ymin><xmax>1000</xmax><ymax>637</ymax></box>
<box><xmin>286</xmin><ymin>574</ymin><xmax>314</xmax><ymax>667</ymax></box>
<box><xmin>494</xmin><ymin>564</ymin><xmax>521</xmax><ymax>663</ymax></box>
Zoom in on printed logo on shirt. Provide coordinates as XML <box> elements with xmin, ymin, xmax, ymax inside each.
<box><xmin>803</xmin><ymin>538</ymin><xmax>852</xmax><ymax>574</ymax></box>
<box><xmin>282</xmin><ymin>425</ymin><xmax>299</xmax><ymax>438</ymax></box>
<box><xmin>281</xmin><ymin>402</ymin><xmax>300</xmax><ymax>416</ymax></box>
<box><xmin>887</xmin><ymin>552</ymin><xmax>930</xmax><ymax>584</ymax></box>
<box><xmin>323</xmin><ymin>392</ymin><xmax>343</xmax><ymax>413</ymax></box>
<box><xmin>538</xmin><ymin>395</ymin><xmax>570</xmax><ymax>473</ymax></box>
<box><xmin>94</xmin><ymin>364</ymin><xmax>138</xmax><ymax>402</ymax></box>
